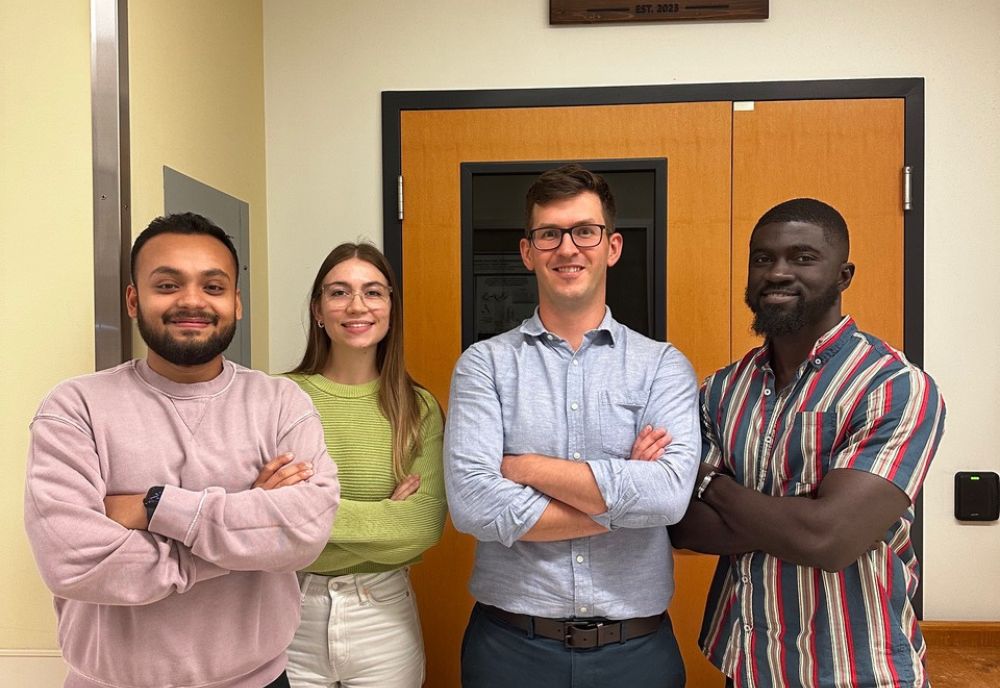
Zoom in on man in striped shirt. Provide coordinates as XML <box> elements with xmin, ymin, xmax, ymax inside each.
<box><xmin>671</xmin><ymin>198</ymin><xmax>945</xmax><ymax>688</ymax></box>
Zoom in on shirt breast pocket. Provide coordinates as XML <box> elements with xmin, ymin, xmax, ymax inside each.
<box><xmin>598</xmin><ymin>390</ymin><xmax>646</xmax><ymax>459</ymax></box>
<box><xmin>782</xmin><ymin>410</ymin><xmax>838</xmax><ymax>487</ymax></box>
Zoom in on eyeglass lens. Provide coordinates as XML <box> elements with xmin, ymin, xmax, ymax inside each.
<box><xmin>529</xmin><ymin>224</ymin><xmax>605</xmax><ymax>250</ymax></box>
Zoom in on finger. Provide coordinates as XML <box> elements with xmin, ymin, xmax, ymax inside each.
<box><xmin>631</xmin><ymin>428</ymin><xmax>666</xmax><ymax>459</ymax></box>
<box><xmin>266</xmin><ymin>462</ymin><xmax>312</xmax><ymax>488</ymax></box>
<box><xmin>254</xmin><ymin>453</ymin><xmax>294</xmax><ymax>486</ymax></box>
<box><xmin>390</xmin><ymin>487</ymin><xmax>412</xmax><ymax>501</ymax></box>
<box><xmin>629</xmin><ymin>426</ymin><xmax>653</xmax><ymax>454</ymax></box>
<box><xmin>390</xmin><ymin>475</ymin><xmax>421</xmax><ymax>500</ymax></box>
<box><xmin>392</xmin><ymin>484</ymin><xmax>418</xmax><ymax>501</ymax></box>
<box><xmin>395</xmin><ymin>474</ymin><xmax>420</xmax><ymax>494</ymax></box>
<box><xmin>263</xmin><ymin>452</ymin><xmax>295</xmax><ymax>471</ymax></box>
<box><xmin>635</xmin><ymin>427</ymin><xmax>665</xmax><ymax>447</ymax></box>
<box><xmin>271</xmin><ymin>468</ymin><xmax>314</xmax><ymax>489</ymax></box>
<box><xmin>636</xmin><ymin>434</ymin><xmax>670</xmax><ymax>461</ymax></box>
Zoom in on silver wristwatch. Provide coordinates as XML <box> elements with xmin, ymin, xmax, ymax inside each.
<box><xmin>696</xmin><ymin>471</ymin><xmax>722</xmax><ymax>501</ymax></box>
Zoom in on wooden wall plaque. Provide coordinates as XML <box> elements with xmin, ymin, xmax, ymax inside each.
<box><xmin>550</xmin><ymin>0</ymin><xmax>768</xmax><ymax>25</ymax></box>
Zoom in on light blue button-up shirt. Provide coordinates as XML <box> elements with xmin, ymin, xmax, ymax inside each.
<box><xmin>444</xmin><ymin>308</ymin><xmax>700</xmax><ymax>619</ymax></box>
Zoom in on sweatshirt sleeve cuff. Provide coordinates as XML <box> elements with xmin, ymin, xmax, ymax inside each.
<box><xmin>148</xmin><ymin>484</ymin><xmax>208</xmax><ymax>546</ymax></box>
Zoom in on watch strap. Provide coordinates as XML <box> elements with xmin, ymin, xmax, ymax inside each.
<box><xmin>143</xmin><ymin>485</ymin><xmax>164</xmax><ymax>524</ymax></box>
<box><xmin>696</xmin><ymin>471</ymin><xmax>722</xmax><ymax>501</ymax></box>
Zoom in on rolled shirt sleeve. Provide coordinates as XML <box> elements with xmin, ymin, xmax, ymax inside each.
<box><xmin>586</xmin><ymin>346</ymin><xmax>701</xmax><ymax>528</ymax></box>
<box><xmin>444</xmin><ymin>343</ymin><xmax>551</xmax><ymax>547</ymax></box>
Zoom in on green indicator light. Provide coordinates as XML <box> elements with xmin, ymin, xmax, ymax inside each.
<box><xmin>970</xmin><ymin>476</ymin><xmax>980</xmax><ymax>480</ymax></box>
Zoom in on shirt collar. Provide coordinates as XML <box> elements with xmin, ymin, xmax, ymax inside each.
<box><xmin>519</xmin><ymin>306</ymin><xmax>620</xmax><ymax>346</ymax></box>
<box><xmin>755</xmin><ymin>315</ymin><xmax>857</xmax><ymax>372</ymax></box>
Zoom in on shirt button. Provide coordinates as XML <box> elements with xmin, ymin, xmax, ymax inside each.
<box><xmin>744</xmin><ymin>624</ymin><xmax>753</xmax><ymax>633</ymax></box>
<box><xmin>576</xmin><ymin>555</ymin><xmax>584</xmax><ymax>563</ymax></box>
<box><xmin>572</xmin><ymin>451</ymin><xmax>581</xmax><ymax>459</ymax></box>
<box><xmin>547</xmin><ymin>334</ymin><xmax>554</xmax><ymax>340</ymax></box>
<box><xmin>814</xmin><ymin>357</ymin><xmax>822</xmax><ymax>366</ymax></box>
<box><xmin>579</xmin><ymin>606</ymin><xmax>588</xmax><ymax>614</ymax></box>
<box><xmin>742</xmin><ymin>575</ymin><xmax>750</xmax><ymax>583</ymax></box>
<box><xmin>572</xmin><ymin>359</ymin><xmax>579</xmax><ymax>366</ymax></box>
<box><xmin>570</xmin><ymin>402</ymin><xmax>579</xmax><ymax>410</ymax></box>
<box><xmin>763</xmin><ymin>388</ymin><xmax>772</xmax><ymax>396</ymax></box>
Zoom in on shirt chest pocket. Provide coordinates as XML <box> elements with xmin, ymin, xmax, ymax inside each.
<box><xmin>775</xmin><ymin>410</ymin><xmax>838</xmax><ymax>488</ymax></box>
<box><xmin>597</xmin><ymin>390</ymin><xmax>647</xmax><ymax>459</ymax></box>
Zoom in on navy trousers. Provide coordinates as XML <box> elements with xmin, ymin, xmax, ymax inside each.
<box><xmin>461</xmin><ymin>603</ymin><xmax>686</xmax><ymax>688</ymax></box>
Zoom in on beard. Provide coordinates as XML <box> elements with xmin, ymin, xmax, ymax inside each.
<box><xmin>745</xmin><ymin>282</ymin><xmax>840</xmax><ymax>338</ymax></box>
<box><xmin>136</xmin><ymin>302</ymin><xmax>236</xmax><ymax>366</ymax></box>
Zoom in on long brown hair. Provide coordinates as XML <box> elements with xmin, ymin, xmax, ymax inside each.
<box><xmin>290</xmin><ymin>242</ymin><xmax>428</xmax><ymax>479</ymax></box>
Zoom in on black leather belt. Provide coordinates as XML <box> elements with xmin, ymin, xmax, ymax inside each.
<box><xmin>480</xmin><ymin>604</ymin><xmax>663</xmax><ymax>649</ymax></box>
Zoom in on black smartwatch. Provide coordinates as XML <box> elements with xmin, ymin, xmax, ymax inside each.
<box><xmin>143</xmin><ymin>485</ymin><xmax>164</xmax><ymax>524</ymax></box>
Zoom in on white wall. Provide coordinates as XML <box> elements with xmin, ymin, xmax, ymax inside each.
<box><xmin>262</xmin><ymin>0</ymin><xmax>1000</xmax><ymax>619</ymax></box>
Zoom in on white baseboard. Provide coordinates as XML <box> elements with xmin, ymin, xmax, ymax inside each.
<box><xmin>0</xmin><ymin>653</ymin><xmax>68</xmax><ymax>686</ymax></box>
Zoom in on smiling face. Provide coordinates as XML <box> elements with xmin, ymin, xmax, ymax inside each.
<box><xmin>744</xmin><ymin>220</ymin><xmax>854</xmax><ymax>339</ymax></box>
<box><xmin>126</xmin><ymin>232</ymin><xmax>242</xmax><ymax>375</ymax></box>
<box><xmin>520</xmin><ymin>191</ymin><xmax>622</xmax><ymax>316</ymax></box>
<box><xmin>313</xmin><ymin>257</ymin><xmax>391</xmax><ymax>356</ymax></box>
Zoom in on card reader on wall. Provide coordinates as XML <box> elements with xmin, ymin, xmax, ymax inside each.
<box><xmin>954</xmin><ymin>472</ymin><xmax>1000</xmax><ymax>521</ymax></box>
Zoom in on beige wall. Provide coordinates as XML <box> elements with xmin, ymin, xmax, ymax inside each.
<box><xmin>0</xmin><ymin>0</ymin><xmax>92</xmax><ymax>674</ymax></box>
<box><xmin>3</xmin><ymin>2</ymin><xmax>996</xmax><ymax>680</ymax></box>
<box><xmin>262</xmin><ymin>0</ymin><xmax>1000</xmax><ymax>619</ymax></box>
<box><xmin>1</xmin><ymin>0</ymin><xmax>267</xmax><ymax>679</ymax></box>
<box><xmin>130</xmin><ymin>0</ymin><xmax>269</xmax><ymax>367</ymax></box>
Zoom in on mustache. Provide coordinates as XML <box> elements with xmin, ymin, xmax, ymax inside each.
<box><xmin>162</xmin><ymin>309</ymin><xmax>220</xmax><ymax>325</ymax></box>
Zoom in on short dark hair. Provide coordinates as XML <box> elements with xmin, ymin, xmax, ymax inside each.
<box><xmin>524</xmin><ymin>164</ymin><xmax>617</xmax><ymax>232</ymax></box>
<box><xmin>753</xmin><ymin>198</ymin><xmax>850</xmax><ymax>259</ymax></box>
<box><xmin>130</xmin><ymin>212</ymin><xmax>240</xmax><ymax>285</ymax></box>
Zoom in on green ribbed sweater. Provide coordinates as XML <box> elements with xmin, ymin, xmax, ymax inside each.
<box><xmin>288</xmin><ymin>373</ymin><xmax>446</xmax><ymax>575</ymax></box>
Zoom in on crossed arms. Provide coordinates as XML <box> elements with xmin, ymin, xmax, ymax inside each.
<box><xmin>500</xmin><ymin>426</ymin><xmax>673</xmax><ymax>541</ymax></box>
<box><xmin>670</xmin><ymin>368</ymin><xmax>946</xmax><ymax>571</ymax></box>
<box><xmin>24</xmin><ymin>402</ymin><xmax>339</xmax><ymax>606</ymax></box>
<box><xmin>444</xmin><ymin>344</ymin><xmax>701</xmax><ymax>546</ymax></box>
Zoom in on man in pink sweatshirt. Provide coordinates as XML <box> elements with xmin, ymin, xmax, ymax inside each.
<box><xmin>24</xmin><ymin>213</ymin><xmax>340</xmax><ymax>688</ymax></box>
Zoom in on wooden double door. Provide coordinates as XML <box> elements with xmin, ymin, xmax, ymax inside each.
<box><xmin>398</xmin><ymin>98</ymin><xmax>904</xmax><ymax>687</ymax></box>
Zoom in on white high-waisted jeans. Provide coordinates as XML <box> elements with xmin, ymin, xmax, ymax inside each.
<box><xmin>286</xmin><ymin>569</ymin><xmax>425</xmax><ymax>688</ymax></box>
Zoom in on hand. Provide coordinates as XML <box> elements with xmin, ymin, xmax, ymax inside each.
<box><xmin>253</xmin><ymin>453</ymin><xmax>314</xmax><ymax>490</ymax></box>
<box><xmin>630</xmin><ymin>425</ymin><xmax>671</xmax><ymax>461</ymax></box>
<box><xmin>104</xmin><ymin>494</ymin><xmax>148</xmax><ymax>530</ymax></box>
<box><xmin>390</xmin><ymin>474</ymin><xmax>421</xmax><ymax>501</ymax></box>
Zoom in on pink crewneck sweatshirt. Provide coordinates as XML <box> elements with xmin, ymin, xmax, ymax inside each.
<box><xmin>24</xmin><ymin>359</ymin><xmax>340</xmax><ymax>688</ymax></box>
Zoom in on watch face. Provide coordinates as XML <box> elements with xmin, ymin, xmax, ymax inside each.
<box><xmin>143</xmin><ymin>486</ymin><xmax>163</xmax><ymax>507</ymax></box>
<box><xmin>697</xmin><ymin>472</ymin><xmax>718</xmax><ymax>500</ymax></box>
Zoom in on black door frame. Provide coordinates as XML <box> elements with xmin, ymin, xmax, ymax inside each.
<box><xmin>381</xmin><ymin>76</ymin><xmax>927</xmax><ymax>614</ymax></box>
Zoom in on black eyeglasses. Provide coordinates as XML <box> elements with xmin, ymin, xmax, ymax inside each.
<box><xmin>526</xmin><ymin>224</ymin><xmax>607</xmax><ymax>251</ymax></box>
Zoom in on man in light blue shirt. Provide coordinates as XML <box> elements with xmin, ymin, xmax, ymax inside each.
<box><xmin>444</xmin><ymin>164</ymin><xmax>700</xmax><ymax>688</ymax></box>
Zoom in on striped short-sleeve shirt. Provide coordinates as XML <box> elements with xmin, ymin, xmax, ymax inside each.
<box><xmin>699</xmin><ymin>317</ymin><xmax>946</xmax><ymax>688</ymax></box>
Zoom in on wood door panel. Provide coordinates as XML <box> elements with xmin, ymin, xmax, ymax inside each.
<box><xmin>400</xmin><ymin>96</ymin><xmax>906</xmax><ymax>688</ymax></box>
<box><xmin>402</xmin><ymin>102</ymin><xmax>732</xmax><ymax>687</ymax></box>
<box><xmin>731</xmin><ymin>99</ymin><xmax>905</xmax><ymax>355</ymax></box>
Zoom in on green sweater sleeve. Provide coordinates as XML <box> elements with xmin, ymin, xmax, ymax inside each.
<box><xmin>327</xmin><ymin>395</ymin><xmax>446</xmax><ymax>566</ymax></box>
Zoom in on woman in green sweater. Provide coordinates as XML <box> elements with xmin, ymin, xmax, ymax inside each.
<box><xmin>284</xmin><ymin>242</ymin><xmax>446</xmax><ymax>687</ymax></box>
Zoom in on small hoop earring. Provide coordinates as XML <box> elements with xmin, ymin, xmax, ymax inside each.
<box><xmin>317</xmin><ymin>321</ymin><xmax>325</xmax><ymax>329</ymax></box>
